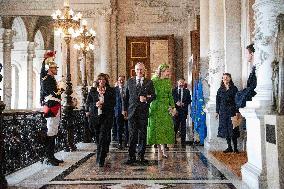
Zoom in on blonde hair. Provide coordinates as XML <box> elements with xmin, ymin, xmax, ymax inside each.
<box><xmin>155</xmin><ymin>64</ymin><xmax>170</xmax><ymax>78</ymax></box>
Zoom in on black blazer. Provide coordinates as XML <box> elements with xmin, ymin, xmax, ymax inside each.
<box><xmin>172</xmin><ymin>87</ymin><xmax>191</xmax><ymax>115</ymax></box>
<box><xmin>124</xmin><ymin>77</ymin><xmax>155</xmax><ymax>119</ymax></box>
<box><xmin>86</xmin><ymin>86</ymin><xmax>115</xmax><ymax>119</ymax></box>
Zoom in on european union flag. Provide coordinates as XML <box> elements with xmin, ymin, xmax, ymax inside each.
<box><xmin>191</xmin><ymin>79</ymin><xmax>207</xmax><ymax>144</ymax></box>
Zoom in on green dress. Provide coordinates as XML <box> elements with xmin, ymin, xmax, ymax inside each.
<box><xmin>147</xmin><ymin>77</ymin><xmax>175</xmax><ymax>145</ymax></box>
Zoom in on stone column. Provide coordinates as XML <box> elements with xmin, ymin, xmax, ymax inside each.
<box><xmin>204</xmin><ymin>0</ymin><xmax>225</xmax><ymax>151</ymax></box>
<box><xmin>27</xmin><ymin>42</ymin><xmax>35</xmax><ymax>109</ymax></box>
<box><xmin>110</xmin><ymin>9</ymin><xmax>118</xmax><ymax>82</ymax></box>
<box><xmin>2</xmin><ymin>29</ymin><xmax>14</xmax><ymax>110</ymax></box>
<box><xmin>99</xmin><ymin>14</ymin><xmax>111</xmax><ymax>76</ymax></box>
<box><xmin>199</xmin><ymin>0</ymin><xmax>209</xmax><ymax>101</ymax></box>
<box><xmin>224</xmin><ymin>0</ymin><xmax>242</xmax><ymax>88</ymax></box>
<box><xmin>240</xmin><ymin>1</ymin><xmax>282</xmax><ymax>188</ymax></box>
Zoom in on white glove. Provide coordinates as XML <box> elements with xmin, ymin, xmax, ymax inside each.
<box><xmin>57</xmin><ymin>80</ymin><xmax>66</xmax><ymax>90</ymax></box>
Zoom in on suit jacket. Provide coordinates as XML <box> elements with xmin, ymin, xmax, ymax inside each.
<box><xmin>124</xmin><ymin>77</ymin><xmax>156</xmax><ymax>119</ymax></box>
<box><xmin>114</xmin><ymin>85</ymin><xmax>126</xmax><ymax>117</ymax></box>
<box><xmin>172</xmin><ymin>87</ymin><xmax>191</xmax><ymax>115</ymax></box>
<box><xmin>235</xmin><ymin>66</ymin><xmax>257</xmax><ymax>108</ymax></box>
<box><xmin>86</xmin><ymin>86</ymin><xmax>115</xmax><ymax>121</ymax></box>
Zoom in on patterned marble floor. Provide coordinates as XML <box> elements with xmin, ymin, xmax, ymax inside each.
<box><xmin>6</xmin><ymin>143</ymin><xmax>249</xmax><ymax>189</ymax></box>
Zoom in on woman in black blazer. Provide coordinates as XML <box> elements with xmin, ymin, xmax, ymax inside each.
<box><xmin>86</xmin><ymin>73</ymin><xmax>115</xmax><ymax>167</ymax></box>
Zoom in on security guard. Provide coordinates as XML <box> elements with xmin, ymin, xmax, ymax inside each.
<box><xmin>40</xmin><ymin>51</ymin><xmax>64</xmax><ymax>166</ymax></box>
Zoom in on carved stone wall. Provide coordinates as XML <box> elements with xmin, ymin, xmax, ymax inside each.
<box><xmin>117</xmin><ymin>0</ymin><xmax>199</xmax><ymax>81</ymax></box>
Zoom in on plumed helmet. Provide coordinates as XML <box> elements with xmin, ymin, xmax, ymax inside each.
<box><xmin>44</xmin><ymin>50</ymin><xmax>58</xmax><ymax>68</ymax></box>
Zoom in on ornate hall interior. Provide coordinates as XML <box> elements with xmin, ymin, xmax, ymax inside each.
<box><xmin>0</xmin><ymin>0</ymin><xmax>284</xmax><ymax>189</ymax></box>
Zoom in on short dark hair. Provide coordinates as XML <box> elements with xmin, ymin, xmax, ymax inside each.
<box><xmin>246</xmin><ymin>43</ymin><xmax>255</xmax><ymax>54</ymax></box>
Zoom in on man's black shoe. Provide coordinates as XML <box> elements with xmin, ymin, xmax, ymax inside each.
<box><xmin>46</xmin><ymin>159</ymin><xmax>59</xmax><ymax>166</ymax></box>
<box><xmin>99</xmin><ymin>163</ymin><xmax>104</xmax><ymax>167</ymax></box>
<box><xmin>138</xmin><ymin>158</ymin><xmax>149</xmax><ymax>165</ymax></box>
<box><xmin>223</xmin><ymin>148</ymin><xmax>233</xmax><ymax>153</ymax></box>
<box><xmin>54</xmin><ymin>158</ymin><xmax>64</xmax><ymax>164</ymax></box>
<box><xmin>124</xmin><ymin>158</ymin><xmax>136</xmax><ymax>165</ymax></box>
<box><xmin>234</xmin><ymin>149</ymin><xmax>239</xmax><ymax>153</ymax></box>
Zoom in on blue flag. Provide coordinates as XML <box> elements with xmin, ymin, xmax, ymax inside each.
<box><xmin>191</xmin><ymin>79</ymin><xmax>207</xmax><ymax>144</ymax></box>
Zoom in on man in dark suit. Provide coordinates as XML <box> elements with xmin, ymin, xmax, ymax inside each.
<box><xmin>114</xmin><ymin>75</ymin><xmax>128</xmax><ymax>149</ymax></box>
<box><xmin>172</xmin><ymin>78</ymin><xmax>191</xmax><ymax>146</ymax></box>
<box><xmin>123</xmin><ymin>62</ymin><xmax>155</xmax><ymax>165</ymax></box>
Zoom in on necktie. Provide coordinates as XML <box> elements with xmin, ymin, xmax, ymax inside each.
<box><xmin>137</xmin><ymin>79</ymin><xmax>142</xmax><ymax>95</ymax></box>
<box><xmin>120</xmin><ymin>87</ymin><xmax>124</xmax><ymax>110</ymax></box>
<box><xmin>178</xmin><ymin>88</ymin><xmax>182</xmax><ymax>101</ymax></box>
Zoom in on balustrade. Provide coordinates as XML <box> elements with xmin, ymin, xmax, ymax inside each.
<box><xmin>1</xmin><ymin>109</ymin><xmax>85</xmax><ymax>176</ymax></box>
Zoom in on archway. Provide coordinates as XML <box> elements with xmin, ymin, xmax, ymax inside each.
<box><xmin>34</xmin><ymin>30</ymin><xmax>45</xmax><ymax>109</ymax></box>
<box><xmin>11</xmin><ymin>16</ymin><xmax>28</xmax><ymax>109</ymax></box>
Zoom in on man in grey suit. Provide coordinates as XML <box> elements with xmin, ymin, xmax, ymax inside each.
<box><xmin>123</xmin><ymin>62</ymin><xmax>155</xmax><ymax>165</ymax></box>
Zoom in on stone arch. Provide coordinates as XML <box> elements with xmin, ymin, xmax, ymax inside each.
<box><xmin>12</xmin><ymin>17</ymin><xmax>27</xmax><ymax>42</ymax></box>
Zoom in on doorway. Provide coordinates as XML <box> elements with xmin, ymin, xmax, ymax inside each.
<box><xmin>126</xmin><ymin>35</ymin><xmax>175</xmax><ymax>82</ymax></box>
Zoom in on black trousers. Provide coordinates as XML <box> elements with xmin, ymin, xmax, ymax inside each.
<box><xmin>116</xmin><ymin>114</ymin><xmax>129</xmax><ymax>145</ymax></box>
<box><xmin>226</xmin><ymin>127</ymin><xmax>239</xmax><ymax>150</ymax></box>
<box><xmin>174</xmin><ymin>112</ymin><xmax>187</xmax><ymax>144</ymax></box>
<box><xmin>93</xmin><ymin>116</ymin><xmax>112</xmax><ymax>165</ymax></box>
<box><xmin>128</xmin><ymin>107</ymin><xmax>148</xmax><ymax>160</ymax></box>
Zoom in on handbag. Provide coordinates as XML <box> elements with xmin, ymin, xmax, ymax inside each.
<box><xmin>169</xmin><ymin>107</ymin><xmax>177</xmax><ymax>116</ymax></box>
<box><xmin>231</xmin><ymin>114</ymin><xmax>243</xmax><ymax>129</ymax></box>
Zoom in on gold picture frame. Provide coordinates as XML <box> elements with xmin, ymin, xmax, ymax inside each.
<box><xmin>131</xmin><ymin>42</ymin><xmax>148</xmax><ymax>58</ymax></box>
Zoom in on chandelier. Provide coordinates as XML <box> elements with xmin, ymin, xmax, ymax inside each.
<box><xmin>72</xmin><ymin>20</ymin><xmax>96</xmax><ymax>109</ymax></box>
<box><xmin>51</xmin><ymin>1</ymin><xmax>82</xmax><ymax>37</ymax></box>
<box><xmin>73</xmin><ymin>20</ymin><xmax>96</xmax><ymax>53</ymax></box>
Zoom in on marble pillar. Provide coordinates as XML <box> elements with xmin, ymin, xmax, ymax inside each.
<box><xmin>224</xmin><ymin>0</ymin><xmax>242</xmax><ymax>89</ymax></box>
<box><xmin>110</xmin><ymin>7</ymin><xmax>118</xmax><ymax>83</ymax></box>
<box><xmin>27</xmin><ymin>42</ymin><xmax>35</xmax><ymax>109</ymax></box>
<box><xmin>204</xmin><ymin>0</ymin><xmax>226</xmax><ymax>151</ymax></box>
<box><xmin>2</xmin><ymin>29</ymin><xmax>14</xmax><ymax>110</ymax></box>
<box><xmin>199</xmin><ymin>0</ymin><xmax>209</xmax><ymax>102</ymax></box>
<box><xmin>240</xmin><ymin>1</ymin><xmax>282</xmax><ymax>188</ymax></box>
<box><xmin>99</xmin><ymin>14</ymin><xmax>111</xmax><ymax>77</ymax></box>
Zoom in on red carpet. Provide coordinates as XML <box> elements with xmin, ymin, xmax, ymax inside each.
<box><xmin>210</xmin><ymin>151</ymin><xmax>247</xmax><ymax>177</ymax></box>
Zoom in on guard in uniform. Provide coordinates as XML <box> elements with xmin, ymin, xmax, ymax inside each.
<box><xmin>40</xmin><ymin>51</ymin><xmax>64</xmax><ymax>166</ymax></box>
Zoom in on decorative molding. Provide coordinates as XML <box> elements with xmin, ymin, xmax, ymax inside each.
<box><xmin>253</xmin><ymin>0</ymin><xmax>282</xmax><ymax>67</ymax></box>
<box><xmin>83</xmin><ymin>7</ymin><xmax>112</xmax><ymax>20</ymax></box>
<box><xmin>119</xmin><ymin>0</ymin><xmax>197</xmax><ymax>24</ymax></box>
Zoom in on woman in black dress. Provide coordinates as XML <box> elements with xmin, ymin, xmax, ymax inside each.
<box><xmin>216</xmin><ymin>73</ymin><xmax>240</xmax><ymax>153</ymax></box>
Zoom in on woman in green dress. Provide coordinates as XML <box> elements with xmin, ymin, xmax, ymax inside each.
<box><xmin>147</xmin><ymin>64</ymin><xmax>175</xmax><ymax>160</ymax></box>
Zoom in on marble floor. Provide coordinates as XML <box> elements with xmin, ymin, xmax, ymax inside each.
<box><xmin>6</xmin><ymin>143</ymin><xmax>249</xmax><ymax>189</ymax></box>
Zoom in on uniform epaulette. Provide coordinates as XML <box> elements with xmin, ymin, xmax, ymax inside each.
<box><xmin>54</xmin><ymin>90</ymin><xmax>62</xmax><ymax>96</ymax></box>
<box><xmin>42</xmin><ymin>75</ymin><xmax>48</xmax><ymax>80</ymax></box>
